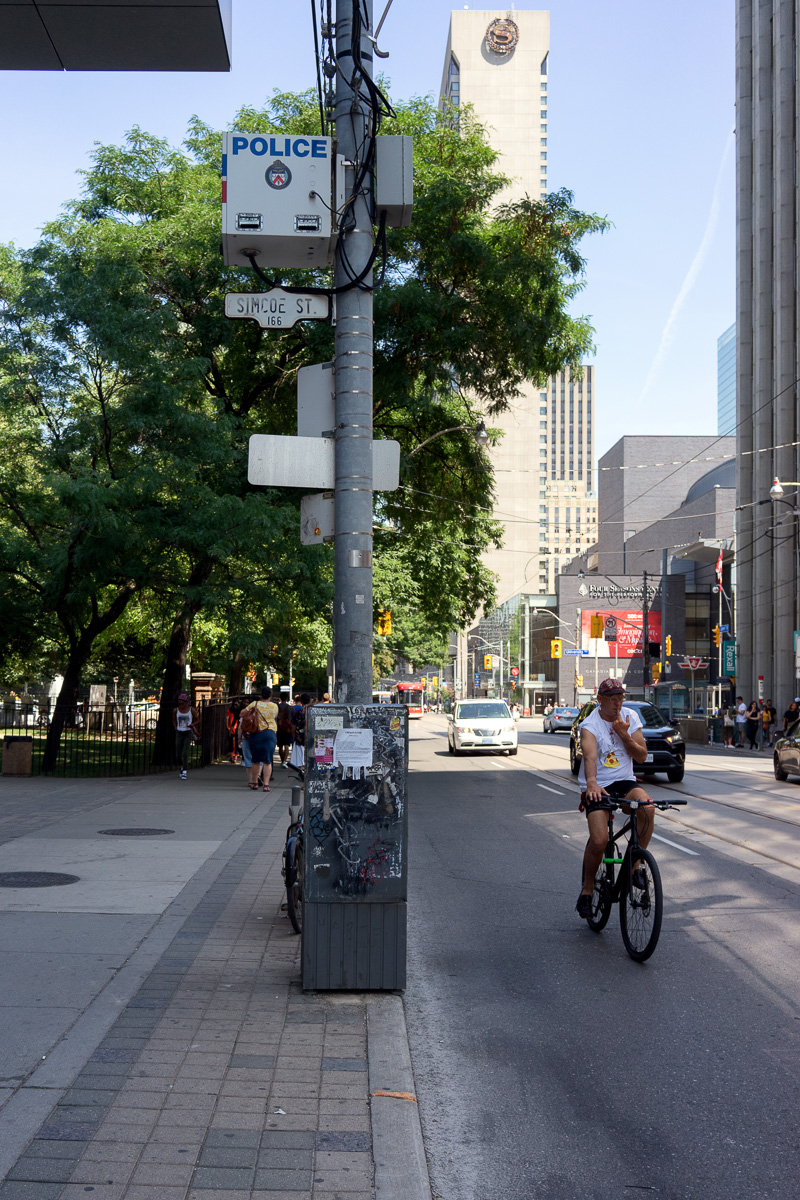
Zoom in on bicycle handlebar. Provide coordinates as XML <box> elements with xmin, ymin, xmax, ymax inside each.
<box><xmin>601</xmin><ymin>798</ymin><xmax>688</xmax><ymax>811</ymax></box>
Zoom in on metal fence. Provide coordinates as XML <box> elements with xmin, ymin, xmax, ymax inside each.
<box><xmin>0</xmin><ymin>699</ymin><xmax>233</xmax><ymax>778</ymax></box>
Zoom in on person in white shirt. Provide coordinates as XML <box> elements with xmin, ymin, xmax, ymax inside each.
<box><xmin>575</xmin><ymin>678</ymin><xmax>654</xmax><ymax>920</ymax></box>
<box><xmin>734</xmin><ymin>696</ymin><xmax>747</xmax><ymax>748</ymax></box>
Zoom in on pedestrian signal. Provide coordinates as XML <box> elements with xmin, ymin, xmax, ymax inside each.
<box><xmin>590</xmin><ymin>614</ymin><xmax>604</xmax><ymax>639</ymax></box>
<box><xmin>377</xmin><ymin>609</ymin><xmax>392</xmax><ymax>635</ymax></box>
<box><xmin>551</xmin><ymin>639</ymin><xmax>562</xmax><ymax>659</ymax></box>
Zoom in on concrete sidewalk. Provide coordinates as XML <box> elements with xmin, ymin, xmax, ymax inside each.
<box><xmin>0</xmin><ymin>765</ymin><xmax>430</xmax><ymax>1200</ymax></box>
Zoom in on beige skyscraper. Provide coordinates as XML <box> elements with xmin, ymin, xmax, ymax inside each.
<box><xmin>440</xmin><ymin>10</ymin><xmax>596</xmax><ymax>603</ymax></box>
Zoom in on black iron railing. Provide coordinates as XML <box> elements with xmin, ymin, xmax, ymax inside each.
<box><xmin>0</xmin><ymin>700</ymin><xmax>234</xmax><ymax>778</ymax></box>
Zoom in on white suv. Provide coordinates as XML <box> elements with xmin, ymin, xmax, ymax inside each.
<box><xmin>447</xmin><ymin>700</ymin><xmax>518</xmax><ymax>756</ymax></box>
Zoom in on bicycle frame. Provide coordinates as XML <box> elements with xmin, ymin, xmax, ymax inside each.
<box><xmin>600</xmin><ymin>802</ymin><xmax>643</xmax><ymax>904</ymax></box>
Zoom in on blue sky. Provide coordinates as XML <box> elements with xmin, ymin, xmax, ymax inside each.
<box><xmin>0</xmin><ymin>1</ymin><xmax>735</xmax><ymax>463</ymax></box>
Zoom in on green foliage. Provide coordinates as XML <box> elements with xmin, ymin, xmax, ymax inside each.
<box><xmin>0</xmin><ymin>87</ymin><xmax>607</xmax><ymax>696</ymax></box>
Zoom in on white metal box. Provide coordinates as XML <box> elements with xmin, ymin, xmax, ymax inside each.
<box><xmin>375</xmin><ymin>135</ymin><xmax>413</xmax><ymax>228</ymax></box>
<box><xmin>222</xmin><ymin>132</ymin><xmax>336</xmax><ymax>268</ymax></box>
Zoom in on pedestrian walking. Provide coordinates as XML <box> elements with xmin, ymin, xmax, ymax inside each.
<box><xmin>276</xmin><ymin>696</ymin><xmax>293</xmax><ymax>768</ymax></box>
<box><xmin>722</xmin><ymin>704</ymin><xmax>735</xmax><ymax>747</ymax></box>
<box><xmin>173</xmin><ymin>693</ymin><xmax>199</xmax><ymax>780</ymax></box>
<box><xmin>289</xmin><ymin>693</ymin><xmax>311</xmax><ymax>775</ymax></box>
<box><xmin>226</xmin><ymin>697</ymin><xmax>243</xmax><ymax>763</ymax></box>
<box><xmin>782</xmin><ymin>699</ymin><xmax>799</xmax><ymax>732</ymax></box>
<box><xmin>761</xmin><ymin>699</ymin><xmax>776</xmax><ymax>748</ymax></box>
<box><xmin>745</xmin><ymin>700</ymin><xmax>760</xmax><ymax>750</ymax></box>
<box><xmin>735</xmin><ymin>695</ymin><xmax>747</xmax><ymax>747</ymax></box>
<box><xmin>241</xmin><ymin>687</ymin><xmax>278</xmax><ymax>791</ymax></box>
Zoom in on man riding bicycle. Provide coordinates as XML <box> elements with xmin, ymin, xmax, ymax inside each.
<box><xmin>576</xmin><ymin>678</ymin><xmax>655</xmax><ymax>920</ymax></box>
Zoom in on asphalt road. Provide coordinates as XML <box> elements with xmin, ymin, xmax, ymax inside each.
<box><xmin>404</xmin><ymin>717</ymin><xmax>800</xmax><ymax>1200</ymax></box>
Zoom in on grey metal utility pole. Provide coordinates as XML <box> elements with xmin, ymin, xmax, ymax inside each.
<box><xmin>642</xmin><ymin>570</ymin><xmax>650</xmax><ymax>691</ymax></box>
<box><xmin>333</xmin><ymin>0</ymin><xmax>374</xmax><ymax>705</ymax></box>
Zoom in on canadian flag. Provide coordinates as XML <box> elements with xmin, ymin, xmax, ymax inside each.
<box><xmin>715</xmin><ymin>549</ymin><xmax>723</xmax><ymax>585</ymax></box>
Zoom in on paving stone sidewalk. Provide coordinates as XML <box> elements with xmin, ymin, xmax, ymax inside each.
<box><xmin>0</xmin><ymin>774</ymin><xmax>375</xmax><ymax>1200</ymax></box>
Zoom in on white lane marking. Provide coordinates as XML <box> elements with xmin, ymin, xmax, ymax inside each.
<box><xmin>652</xmin><ymin>832</ymin><xmax>699</xmax><ymax>856</ymax></box>
<box><xmin>537</xmin><ymin>783</ymin><xmax>566</xmax><ymax>795</ymax></box>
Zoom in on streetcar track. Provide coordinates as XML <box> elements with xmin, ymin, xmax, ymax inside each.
<box><xmin>511</xmin><ymin>738</ymin><xmax>800</xmax><ymax>829</ymax></box>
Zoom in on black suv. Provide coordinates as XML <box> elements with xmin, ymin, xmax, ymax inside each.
<box><xmin>569</xmin><ymin>700</ymin><xmax>686</xmax><ymax>783</ymax></box>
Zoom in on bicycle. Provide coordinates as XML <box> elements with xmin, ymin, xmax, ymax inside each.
<box><xmin>586</xmin><ymin>797</ymin><xmax>688</xmax><ymax>961</ymax></box>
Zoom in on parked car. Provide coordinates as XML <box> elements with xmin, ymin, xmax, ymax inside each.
<box><xmin>773</xmin><ymin>719</ymin><xmax>800</xmax><ymax>781</ymax></box>
<box><xmin>124</xmin><ymin>702</ymin><xmax>159</xmax><ymax>731</ymax></box>
<box><xmin>447</xmin><ymin>700</ymin><xmax>518</xmax><ymax>756</ymax></box>
<box><xmin>543</xmin><ymin>706</ymin><xmax>579</xmax><ymax>734</ymax></box>
<box><xmin>569</xmin><ymin>700</ymin><xmax>686</xmax><ymax>782</ymax></box>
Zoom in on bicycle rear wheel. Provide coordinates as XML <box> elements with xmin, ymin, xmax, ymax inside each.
<box><xmin>619</xmin><ymin>848</ymin><xmax>662</xmax><ymax>961</ymax></box>
<box><xmin>287</xmin><ymin>842</ymin><xmax>303</xmax><ymax>935</ymax></box>
<box><xmin>587</xmin><ymin>855</ymin><xmax>614</xmax><ymax>932</ymax></box>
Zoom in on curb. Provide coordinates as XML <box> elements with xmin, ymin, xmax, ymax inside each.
<box><xmin>367</xmin><ymin>993</ymin><xmax>432</xmax><ymax>1200</ymax></box>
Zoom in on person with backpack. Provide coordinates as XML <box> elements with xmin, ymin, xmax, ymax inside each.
<box><xmin>240</xmin><ymin>687</ymin><xmax>278</xmax><ymax>791</ymax></box>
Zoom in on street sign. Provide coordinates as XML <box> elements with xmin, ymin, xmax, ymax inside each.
<box><xmin>604</xmin><ymin>616</ymin><xmax>617</xmax><ymax>643</ymax></box>
<box><xmin>473</xmin><ymin>673</ymin><xmax>481</xmax><ymax>685</ymax></box>
<box><xmin>248</xmin><ymin>434</ymin><xmax>400</xmax><ymax>491</ymax></box>
<box><xmin>300</xmin><ymin>493</ymin><xmax>335</xmax><ymax>544</ymax></box>
<box><xmin>564</xmin><ymin>648</ymin><xmax>589</xmax><ymax>657</ymax></box>
<box><xmin>225</xmin><ymin>289</ymin><xmax>330</xmax><ymax>328</ymax></box>
<box><xmin>723</xmin><ymin>641</ymin><xmax>736</xmax><ymax>675</ymax></box>
<box><xmin>510</xmin><ymin>666</ymin><xmax>519</xmax><ymax>677</ymax></box>
<box><xmin>678</xmin><ymin>657</ymin><xmax>708</xmax><ymax>670</ymax></box>
<box><xmin>719</xmin><ymin>623</ymin><xmax>730</xmax><ymax>633</ymax></box>
<box><xmin>298</xmin><ymin>361</ymin><xmax>335</xmax><ymax>436</ymax></box>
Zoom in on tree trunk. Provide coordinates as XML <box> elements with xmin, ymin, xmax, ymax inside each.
<box><xmin>152</xmin><ymin>559</ymin><xmax>215</xmax><ymax>766</ymax></box>
<box><xmin>41</xmin><ymin>585</ymin><xmax>136</xmax><ymax>773</ymax></box>
<box><xmin>229</xmin><ymin>650</ymin><xmax>246</xmax><ymax>698</ymax></box>
<box><xmin>41</xmin><ymin>657</ymin><xmax>81</xmax><ymax>773</ymax></box>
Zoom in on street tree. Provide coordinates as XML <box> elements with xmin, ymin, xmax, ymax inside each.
<box><xmin>0</xmin><ymin>89</ymin><xmax>607</xmax><ymax>767</ymax></box>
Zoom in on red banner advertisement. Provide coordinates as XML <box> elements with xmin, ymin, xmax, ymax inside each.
<box><xmin>581</xmin><ymin>610</ymin><xmax>662</xmax><ymax>659</ymax></box>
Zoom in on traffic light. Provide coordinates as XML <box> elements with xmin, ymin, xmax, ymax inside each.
<box><xmin>590</xmin><ymin>614</ymin><xmax>604</xmax><ymax>639</ymax></box>
<box><xmin>551</xmin><ymin>638</ymin><xmax>562</xmax><ymax>659</ymax></box>
<box><xmin>665</xmin><ymin>635</ymin><xmax>672</xmax><ymax>657</ymax></box>
<box><xmin>377</xmin><ymin>609</ymin><xmax>392</xmax><ymax>635</ymax></box>
<box><xmin>484</xmin><ymin>654</ymin><xmax>493</xmax><ymax>670</ymax></box>
<box><xmin>575</xmin><ymin>673</ymin><xmax>583</xmax><ymax>687</ymax></box>
<box><xmin>272</xmin><ymin>673</ymin><xmax>279</xmax><ymax>685</ymax></box>
<box><xmin>712</xmin><ymin>625</ymin><xmax>721</xmax><ymax>648</ymax></box>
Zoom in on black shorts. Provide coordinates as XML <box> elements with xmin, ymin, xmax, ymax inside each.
<box><xmin>580</xmin><ymin>779</ymin><xmax>652</xmax><ymax>815</ymax></box>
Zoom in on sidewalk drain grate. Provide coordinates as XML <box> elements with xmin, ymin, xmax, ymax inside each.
<box><xmin>98</xmin><ymin>828</ymin><xmax>175</xmax><ymax>836</ymax></box>
<box><xmin>0</xmin><ymin>872</ymin><xmax>80</xmax><ymax>888</ymax></box>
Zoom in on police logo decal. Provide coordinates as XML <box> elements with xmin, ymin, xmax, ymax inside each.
<box><xmin>265</xmin><ymin>160</ymin><xmax>292</xmax><ymax>190</ymax></box>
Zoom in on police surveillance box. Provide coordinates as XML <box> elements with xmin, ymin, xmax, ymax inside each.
<box><xmin>221</xmin><ymin>132</ymin><xmax>337</xmax><ymax>269</ymax></box>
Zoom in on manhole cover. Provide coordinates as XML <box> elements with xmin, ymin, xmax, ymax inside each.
<box><xmin>0</xmin><ymin>872</ymin><xmax>80</xmax><ymax>888</ymax></box>
<box><xmin>98</xmin><ymin>828</ymin><xmax>175</xmax><ymax>837</ymax></box>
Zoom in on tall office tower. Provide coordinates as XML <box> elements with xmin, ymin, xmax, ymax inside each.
<box><xmin>440</xmin><ymin>10</ymin><xmax>597</xmax><ymax>603</ymax></box>
<box><xmin>717</xmin><ymin>323</ymin><xmax>736</xmax><ymax>436</ymax></box>
<box><xmin>736</xmin><ymin>0</ymin><xmax>800</xmax><ymax>707</ymax></box>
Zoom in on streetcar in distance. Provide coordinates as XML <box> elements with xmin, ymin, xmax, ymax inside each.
<box><xmin>393</xmin><ymin>682</ymin><xmax>424</xmax><ymax>718</ymax></box>
<box><xmin>372</xmin><ymin>690</ymin><xmax>393</xmax><ymax>705</ymax></box>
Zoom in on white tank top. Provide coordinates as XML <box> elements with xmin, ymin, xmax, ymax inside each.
<box><xmin>176</xmin><ymin>707</ymin><xmax>193</xmax><ymax>731</ymax></box>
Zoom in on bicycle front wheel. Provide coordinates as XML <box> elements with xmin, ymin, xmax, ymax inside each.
<box><xmin>619</xmin><ymin>848</ymin><xmax>662</xmax><ymax>961</ymax></box>
<box><xmin>587</xmin><ymin>860</ymin><xmax>613</xmax><ymax>932</ymax></box>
